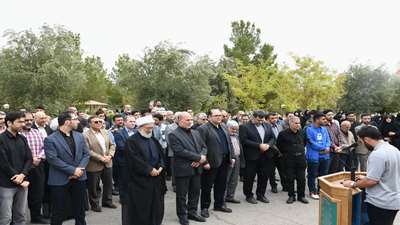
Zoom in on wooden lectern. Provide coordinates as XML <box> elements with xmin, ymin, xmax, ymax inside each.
<box><xmin>318</xmin><ymin>172</ymin><xmax>366</xmax><ymax>225</ymax></box>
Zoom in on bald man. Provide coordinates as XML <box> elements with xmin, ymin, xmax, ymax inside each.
<box><xmin>337</xmin><ymin>120</ymin><xmax>356</xmax><ymax>172</ymax></box>
<box><xmin>32</xmin><ymin>111</ymin><xmax>53</xmax><ymax>138</ymax></box>
<box><xmin>169</xmin><ymin>112</ymin><xmax>207</xmax><ymax>225</ymax></box>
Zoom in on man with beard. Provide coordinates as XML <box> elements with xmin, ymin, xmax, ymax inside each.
<box><xmin>0</xmin><ymin>111</ymin><xmax>32</xmax><ymax>225</ymax></box>
<box><xmin>239</xmin><ymin>110</ymin><xmax>276</xmax><ymax>204</ymax></box>
<box><xmin>44</xmin><ymin>112</ymin><xmax>90</xmax><ymax>225</ymax></box>
<box><xmin>323</xmin><ymin>110</ymin><xmax>343</xmax><ymax>173</ymax></box>
<box><xmin>124</xmin><ymin>115</ymin><xmax>166</xmax><ymax>225</ymax></box>
<box><xmin>355</xmin><ymin>114</ymin><xmax>376</xmax><ymax>171</ymax></box>
<box><xmin>21</xmin><ymin>112</ymin><xmax>49</xmax><ymax>224</ymax></box>
<box><xmin>305</xmin><ymin>112</ymin><xmax>331</xmax><ymax>200</ymax></box>
<box><xmin>343</xmin><ymin>126</ymin><xmax>400</xmax><ymax>225</ymax></box>
<box><xmin>169</xmin><ymin>112</ymin><xmax>207</xmax><ymax>225</ymax></box>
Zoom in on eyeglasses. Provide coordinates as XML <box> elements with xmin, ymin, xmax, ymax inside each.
<box><xmin>212</xmin><ymin>115</ymin><xmax>223</xmax><ymax>117</ymax></box>
<box><xmin>93</xmin><ymin>121</ymin><xmax>103</xmax><ymax>124</ymax></box>
<box><xmin>24</xmin><ymin>119</ymin><xmax>34</xmax><ymax>122</ymax></box>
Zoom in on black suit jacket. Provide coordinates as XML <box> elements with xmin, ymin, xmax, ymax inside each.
<box><xmin>239</xmin><ymin>122</ymin><xmax>276</xmax><ymax>161</ymax></box>
<box><xmin>32</xmin><ymin>122</ymin><xmax>53</xmax><ymax>136</ymax></box>
<box><xmin>169</xmin><ymin>127</ymin><xmax>207</xmax><ymax>177</ymax></box>
<box><xmin>197</xmin><ymin>122</ymin><xmax>235</xmax><ymax>168</ymax></box>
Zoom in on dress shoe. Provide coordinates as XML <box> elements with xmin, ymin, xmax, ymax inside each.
<box><xmin>213</xmin><ymin>206</ymin><xmax>232</xmax><ymax>213</ymax></box>
<box><xmin>298</xmin><ymin>197</ymin><xmax>309</xmax><ymax>204</ymax></box>
<box><xmin>246</xmin><ymin>197</ymin><xmax>258</xmax><ymax>204</ymax></box>
<box><xmin>31</xmin><ymin>217</ymin><xmax>50</xmax><ymax>224</ymax></box>
<box><xmin>91</xmin><ymin>205</ymin><xmax>102</xmax><ymax>212</ymax></box>
<box><xmin>103</xmin><ymin>203</ymin><xmax>117</xmax><ymax>209</ymax></box>
<box><xmin>200</xmin><ymin>209</ymin><xmax>209</xmax><ymax>218</ymax></box>
<box><xmin>271</xmin><ymin>186</ymin><xmax>278</xmax><ymax>193</ymax></box>
<box><xmin>188</xmin><ymin>213</ymin><xmax>206</xmax><ymax>222</ymax></box>
<box><xmin>257</xmin><ymin>196</ymin><xmax>270</xmax><ymax>203</ymax></box>
<box><xmin>178</xmin><ymin>217</ymin><xmax>189</xmax><ymax>225</ymax></box>
<box><xmin>112</xmin><ymin>189</ymin><xmax>119</xmax><ymax>196</ymax></box>
<box><xmin>225</xmin><ymin>198</ymin><xmax>241</xmax><ymax>204</ymax></box>
<box><xmin>286</xmin><ymin>196</ymin><xmax>295</xmax><ymax>204</ymax></box>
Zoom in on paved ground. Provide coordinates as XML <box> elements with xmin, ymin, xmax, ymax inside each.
<box><xmin>59</xmin><ymin>180</ymin><xmax>399</xmax><ymax>225</ymax></box>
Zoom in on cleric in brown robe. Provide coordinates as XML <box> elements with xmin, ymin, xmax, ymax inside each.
<box><xmin>123</xmin><ymin>115</ymin><xmax>167</xmax><ymax>225</ymax></box>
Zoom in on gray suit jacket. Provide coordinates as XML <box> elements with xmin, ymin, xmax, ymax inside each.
<box><xmin>44</xmin><ymin>130</ymin><xmax>90</xmax><ymax>186</ymax></box>
<box><xmin>197</xmin><ymin>122</ymin><xmax>235</xmax><ymax>168</ymax></box>
<box><xmin>169</xmin><ymin>127</ymin><xmax>207</xmax><ymax>177</ymax></box>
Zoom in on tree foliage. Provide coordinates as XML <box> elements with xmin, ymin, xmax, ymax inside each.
<box><xmin>113</xmin><ymin>42</ymin><xmax>215</xmax><ymax>111</ymax></box>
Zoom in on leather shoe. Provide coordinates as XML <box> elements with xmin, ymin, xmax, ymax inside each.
<box><xmin>271</xmin><ymin>186</ymin><xmax>278</xmax><ymax>193</ymax></box>
<box><xmin>112</xmin><ymin>189</ymin><xmax>119</xmax><ymax>196</ymax></box>
<box><xmin>91</xmin><ymin>205</ymin><xmax>102</xmax><ymax>212</ymax></box>
<box><xmin>188</xmin><ymin>213</ymin><xmax>206</xmax><ymax>222</ymax></box>
<box><xmin>200</xmin><ymin>209</ymin><xmax>209</xmax><ymax>218</ymax></box>
<box><xmin>31</xmin><ymin>217</ymin><xmax>50</xmax><ymax>224</ymax></box>
<box><xmin>178</xmin><ymin>218</ymin><xmax>189</xmax><ymax>225</ymax></box>
<box><xmin>298</xmin><ymin>197</ymin><xmax>309</xmax><ymax>204</ymax></box>
<box><xmin>246</xmin><ymin>197</ymin><xmax>258</xmax><ymax>204</ymax></box>
<box><xmin>257</xmin><ymin>196</ymin><xmax>270</xmax><ymax>203</ymax></box>
<box><xmin>213</xmin><ymin>206</ymin><xmax>232</xmax><ymax>213</ymax></box>
<box><xmin>225</xmin><ymin>198</ymin><xmax>241</xmax><ymax>204</ymax></box>
<box><xmin>103</xmin><ymin>203</ymin><xmax>117</xmax><ymax>209</ymax></box>
<box><xmin>286</xmin><ymin>196</ymin><xmax>295</xmax><ymax>204</ymax></box>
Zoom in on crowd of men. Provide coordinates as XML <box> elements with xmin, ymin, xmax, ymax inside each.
<box><xmin>0</xmin><ymin>102</ymin><xmax>399</xmax><ymax>225</ymax></box>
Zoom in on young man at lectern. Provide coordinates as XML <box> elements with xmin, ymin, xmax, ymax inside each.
<box><xmin>342</xmin><ymin>126</ymin><xmax>400</xmax><ymax>225</ymax></box>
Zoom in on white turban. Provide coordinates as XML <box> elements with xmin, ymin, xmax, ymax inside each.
<box><xmin>135</xmin><ymin>115</ymin><xmax>155</xmax><ymax>128</ymax></box>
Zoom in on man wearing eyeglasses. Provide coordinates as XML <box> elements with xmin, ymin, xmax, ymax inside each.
<box><xmin>44</xmin><ymin>112</ymin><xmax>90</xmax><ymax>225</ymax></box>
<box><xmin>84</xmin><ymin>116</ymin><xmax>116</xmax><ymax>212</ymax></box>
<box><xmin>21</xmin><ymin>112</ymin><xmax>49</xmax><ymax>224</ymax></box>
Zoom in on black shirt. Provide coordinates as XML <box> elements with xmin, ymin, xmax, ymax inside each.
<box><xmin>276</xmin><ymin>128</ymin><xmax>306</xmax><ymax>156</ymax></box>
<box><xmin>59</xmin><ymin>129</ymin><xmax>76</xmax><ymax>158</ymax></box>
<box><xmin>0</xmin><ymin>130</ymin><xmax>33</xmax><ymax>187</ymax></box>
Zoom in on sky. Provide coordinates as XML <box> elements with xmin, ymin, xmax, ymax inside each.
<box><xmin>1</xmin><ymin>0</ymin><xmax>399</xmax><ymax>73</ymax></box>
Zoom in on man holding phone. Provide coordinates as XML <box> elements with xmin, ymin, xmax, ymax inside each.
<box><xmin>44</xmin><ymin>112</ymin><xmax>90</xmax><ymax>225</ymax></box>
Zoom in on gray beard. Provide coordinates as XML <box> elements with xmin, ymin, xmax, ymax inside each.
<box><xmin>139</xmin><ymin>130</ymin><xmax>152</xmax><ymax>139</ymax></box>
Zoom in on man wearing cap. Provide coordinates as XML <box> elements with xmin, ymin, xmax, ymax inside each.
<box><xmin>124</xmin><ymin>115</ymin><xmax>166</xmax><ymax>225</ymax></box>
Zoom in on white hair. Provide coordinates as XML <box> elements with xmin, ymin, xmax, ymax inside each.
<box><xmin>226</xmin><ymin>120</ymin><xmax>239</xmax><ymax>128</ymax></box>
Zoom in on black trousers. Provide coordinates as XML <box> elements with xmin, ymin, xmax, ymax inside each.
<box><xmin>270</xmin><ymin>156</ymin><xmax>288</xmax><ymax>190</ymax></box>
<box><xmin>112</xmin><ymin>158</ymin><xmax>122</xmax><ymax>190</ymax></box>
<box><xmin>243</xmin><ymin>157</ymin><xmax>274</xmax><ymax>198</ymax></box>
<box><xmin>175</xmin><ymin>174</ymin><xmax>201</xmax><ymax>220</ymax></box>
<box><xmin>87</xmin><ymin>168</ymin><xmax>113</xmax><ymax>208</ymax></box>
<box><xmin>50</xmin><ymin>180</ymin><xmax>86</xmax><ymax>225</ymax></box>
<box><xmin>27</xmin><ymin>162</ymin><xmax>46</xmax><ymax>220</ymax></box>
<box><xmin>366</xmin><ymin>202</ymin><xmax>398</xmax><ymax>225</ymax></box>
<box><xmin>201</xmin><ymin>159</ymin><xmax>229</xmax><ymax>209</ymax></box>
<box><xmin>285</xmin><ymin>155</ymin><xmax>306</xmax><ymax>198</ymax></box>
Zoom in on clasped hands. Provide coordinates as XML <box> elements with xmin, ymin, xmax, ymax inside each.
<box><xmin>150</xmin><ymin>167</ymin><xmax>163</xmax><ymax>177</ymax></box>
<box><xmin>259</xmin><ymin>143</ymin><xmax>270</xmax><ymax>152</ymax></box>
<box><xmin>11</xmin><ymin>173</ymin><xmax>29</xmax><ymax>187</ymax></box>
<box><xmin>191</xmin><ymin>155</ymin><xmax>207</xmax><ymax>168</ymax></box>
<box><xmin>101</xmin><ymin>155</ymin><xmax>112</xmax><ymax>163</ymax></box>
<box><xmin>69</xmin><ymin>167</ymin><xmax>85</xmax><ymax>180</ymax></box>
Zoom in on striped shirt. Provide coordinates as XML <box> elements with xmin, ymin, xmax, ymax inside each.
<box><xmin>21</xmin><ymin>128</ymin><xmax>45</xmax><ymax>159</ymax></box>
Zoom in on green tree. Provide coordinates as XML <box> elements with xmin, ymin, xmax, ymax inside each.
<box><xmin>113</xmin><ymin>42</ymin><xmax>215</xmax><ymax>111</ymax></box>
<box><xmin>338</xmin><ymin>64</ymin><xmax>390</xmax><ymax>113</ymax></box>
<box><xmin>0</xmin><ymin>25</ymin><xmax>85</xmax><ymax>113</ymax></box>
<box><xmin>77</xmin><ymin>56</ymin><xmax>112</xmax><ymax>103</ymax></box>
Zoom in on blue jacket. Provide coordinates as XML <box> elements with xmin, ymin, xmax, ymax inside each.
<box><xmin>44</xmin><ymin>130</ymin><xmax>90</xmax><ymax>186</ymax></box>
<box><xmin>305</xmin><ymin>124</ymin><xmax>331</xmax><ymax>162</ymax></box>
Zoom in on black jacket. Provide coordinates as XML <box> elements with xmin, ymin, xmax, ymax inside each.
<box><xmin>169</xmin><ymin>127</ymin><xmax>207</xmax><ymax>177</ymax></box>
<box><xmin>197</xmin><ymin>122</ymin><xmax>235</xmax><ymax>168</ymax></box>
<box><xmin>239</xmin><ymin>122</ymin><xmax>276</xmax><ymax>161</ymax></box>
